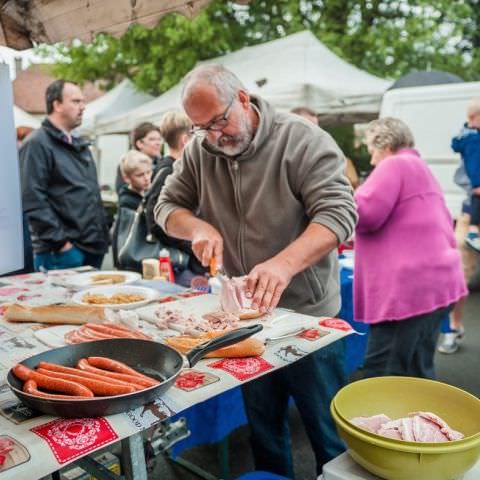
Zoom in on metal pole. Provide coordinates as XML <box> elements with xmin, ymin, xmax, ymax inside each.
<box><xmin>121</xmin><ymin>432</ymin><xmax>148</xmax><ymax>480</ymax></box>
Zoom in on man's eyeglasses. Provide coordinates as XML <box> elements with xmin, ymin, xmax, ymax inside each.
<box><xmin>190</xmin><ymin>97</ymin><xmax>235</xmax><ymax>137</ymax></box>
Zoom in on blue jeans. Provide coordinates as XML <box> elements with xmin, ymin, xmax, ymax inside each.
<box><xmin>241</xmin><ymin>339</ymin><xmax>346</xmax><ymax>478</ymax></box>
<box><xmin>34</xmin><ymin>246</ymin><xmax>104</xmax><ymax>271</ymax></box>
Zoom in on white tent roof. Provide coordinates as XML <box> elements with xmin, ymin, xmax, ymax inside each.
<box><xmin>95</xmin><ymin>31</ymin><xmax>391</xmax><ymax>134</ymax></box>
<box><xmin>13</xmin><ymin>105</ymin><xmax>41</xmax><ymax>129</ymax></box>
<box><xmin>79</xmin><ymin>79</ymin><xmax>154</xmax><ymax>135</ymax></box>
<box><xmin>95</xmin><ymin>83</ymin><xmax>183</xmax><ymax>135</ymax></box>
<box><xmin>223</xmin><ymin>31</ymin><xmax>391</xmax><ymax>113</ymax></box>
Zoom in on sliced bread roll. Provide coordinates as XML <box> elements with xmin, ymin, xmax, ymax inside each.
<box><xmin>165</xmin><ymin>331</ymin><xmax>265</xmax><ymax>358</ymax></box>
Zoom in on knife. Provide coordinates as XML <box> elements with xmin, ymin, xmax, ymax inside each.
<box><xmin>209</xmin><ymin>258</ymin><xmax>227</xmax><ymax>277</ymax></box>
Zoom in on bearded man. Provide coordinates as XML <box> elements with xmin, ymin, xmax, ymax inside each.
<box><xmin>155</xmin><ymin>64</ymin><xmax>357</xmax><ymax>477</ymax></box>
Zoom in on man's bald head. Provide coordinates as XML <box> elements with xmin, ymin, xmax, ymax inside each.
<box><xmin>180</xmin><ymin>64</ymin><xmax>257</xmax><ymax>157</ymax></box>
<box><xmin>182</xmin><ymin>64</ymin><xmax>246</xmax><ymax>106</ymax></box>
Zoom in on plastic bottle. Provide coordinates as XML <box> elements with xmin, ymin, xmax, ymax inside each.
<box><xmin>158</xmin><ymin>248</ymin><xmax>175</xmax><ymax>283</ymax></box>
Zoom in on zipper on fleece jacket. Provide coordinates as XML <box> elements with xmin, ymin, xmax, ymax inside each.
<box><xmin>230</xmin><ymin>159</ymin><xmax>247</xmax><ymax>273</ymax></box>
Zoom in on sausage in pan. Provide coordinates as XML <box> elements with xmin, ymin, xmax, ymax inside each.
<box><xmin>13</xmin><ymin>364</ymin><xmax>94</xmax><ymax>397</ymax></box>
<box><xmin>23</xmin><ymin>379</ymin><xmax>92</xmax><ymax>400</ymax></box>
<box><xmin>86</xmin><ymin>357</ymin><xmax>159</xmax><ymax>383</ymax></box>
<box><xmin>36</xmin><ymin>368</ymin><xmax>136</xmax><ymax>396</ymax></box>
<box><xmin>77</xmin><ymin>358</ymin><xmax>159</xmax><ymax>387</ymax></box>
<box><xmin>38</xmin><ymin>362</ymin><xmax>146</xmax><ymax>390</ymax></box>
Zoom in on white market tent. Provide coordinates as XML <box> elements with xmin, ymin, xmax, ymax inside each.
<box><xmin>95</xmin><ymin>82</ymin><xmax>185</xmax><ymax>135</ymax></box>
<box><xmin>13</xmin><ymin>105</ymin><xmax>41</xmax><ymax>128</ymax></box>
<box><xmin>95</xmin><ymin>30</ymin><xmax>391</xmax><ymax>134</ymax></box>
<box><xmin>75</xmin><ymin>79</ymin><xmax>154</xmax><ymax>187</ymax></box>
<box><xmin>78</xmin><ymin>79</ymin><xmax>154</xmax><ymax>135</ymax></box>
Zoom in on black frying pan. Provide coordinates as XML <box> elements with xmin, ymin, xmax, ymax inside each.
<box><xmin>6</xmin><ymin>324</ymin><xmax>262</xmax><ymax>418</ymax></box>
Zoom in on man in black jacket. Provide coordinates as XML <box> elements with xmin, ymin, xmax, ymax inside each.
<box><xmin>20</xmin><ymin>80</ymin><xmax>109</xmax><ymax>271</ymax></box>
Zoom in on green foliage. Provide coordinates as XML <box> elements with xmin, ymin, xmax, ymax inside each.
<box><xmin>323</xmin><ymin>125</ymin><xmax>371</xmax><ymax>175</ymax></box>
<box><xmin>38</xmin><ymin>2</ymin><xmax>246</xmax><ymax>95</ymax></box>
<box><xmin>37</xmin><ymin>0</ymin><xmax>480</xmax><ymax>95</ymax></box>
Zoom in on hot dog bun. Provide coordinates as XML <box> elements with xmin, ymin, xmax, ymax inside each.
<box><xmin>165</xmin><ymin>331</ymin><xmax>265</xmax><ymax>358</ymax></box>
<box><xmin>4</xmin><ymin>304</ymin><xmax>107</xmax><ymax>325</ymax></box>
<box><xmin>207</xmin><ymin>338</ymin><xmax>265</xmax><ymax>357</ymax></box>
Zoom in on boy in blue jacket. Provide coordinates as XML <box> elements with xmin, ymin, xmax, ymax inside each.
<box><xmin>452</xmin><ymin>98</ymin><xmax>480</xmax><ymax>252</ymax></box>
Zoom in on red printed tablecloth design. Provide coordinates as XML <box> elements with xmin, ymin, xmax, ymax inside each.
<box><xmin>175</xmin><ymin>370</ymin><xmax>219</xmax><ymax>391</ymax></box>
<box><xmin>31</xmin><ymin>418</ymin><xmax>118</xmax><ymax>464</ymax></box>
<box><xmin>208</xmin><ymin>357</ymin><xmax>274</xmax><ymax>381</ymax></box>
<box><xmin>318</xmin><ymin>318</ymin><xmax>352</xmax><ymax>331</ymax></box>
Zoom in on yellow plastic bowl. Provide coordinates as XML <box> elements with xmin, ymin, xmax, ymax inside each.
<box><xmin>331</xmin><ymin>377</ymin><xmax>480</xmax><ymax>480</ymax></box>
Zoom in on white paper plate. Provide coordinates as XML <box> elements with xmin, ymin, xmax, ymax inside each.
<box><xmin>58</xmin><ymin>270</ymin><xmax>141</xmax><ymax>290</ymax></box>
<box><xmin>34</xmin><ymin>325</ymin><xmax>75</xmax><ymax>348</ymax></box>
<box><xmin>72</xmin><ymin>285</ymin><xmax>160</xmax><ymax>310</ymax></box>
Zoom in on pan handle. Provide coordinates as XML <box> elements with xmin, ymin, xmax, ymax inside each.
<box><xmin>186</xmin><ymin>324</ymin><xmax>263</xmax><ymax>367</ymax></box>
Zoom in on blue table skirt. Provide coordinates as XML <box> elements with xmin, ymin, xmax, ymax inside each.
<box><xmin>338</xmin><ymin>268</ymin><xmax>369</xmax><ymax>374</ymax></box>
<box><xmin>171</xmin><ymin>267</ymin><xmax>364</xmax><ymax>456</ymax></box>
<box><xmin>171</xmin><ymin>387</ymin><xmax>247</xmax><ymax>456</ymax></box>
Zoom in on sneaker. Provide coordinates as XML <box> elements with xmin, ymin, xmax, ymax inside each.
<box><xmin>455</xmin><ymin>325</ymin><xmax>465</xmax><ymax>343</ymax></box>
<box><xmin>465</xmin><ymin>232</ymin><xmax>480</xmax><ymax>253</ymax></box>
<box><xmin>437</xmin><ymin>331</ymin><xmax>460</xmax><ymax>354</ymax></box>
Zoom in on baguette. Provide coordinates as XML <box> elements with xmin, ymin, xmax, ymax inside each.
<box><xmin>4</xmin><ymin>304</ymin><xmax>107</xmax><ymax>325</ymax></box>
<box><xmin>165</xmin><ymin>331</ymin><xmax>265</xmax><ymax>358</ymax></box>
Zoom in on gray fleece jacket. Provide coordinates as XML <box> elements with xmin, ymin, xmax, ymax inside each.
<box><xmin>155</xmin><ymin>96</ymin><xmax>357</xmax><ymax>316</ymax></box>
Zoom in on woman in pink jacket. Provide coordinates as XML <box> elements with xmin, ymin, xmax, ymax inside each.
<box><xmin>354</xmin><ymin>117</ymin><xmax>467</xmax><ymax>379</ymax></box>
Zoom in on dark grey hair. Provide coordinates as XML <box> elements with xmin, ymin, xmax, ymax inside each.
<box><xmin>181</xmin><ymin>64</ymin><xmax>246</xmax><ymax>105</ymax></box>
<box><xmin>365</xmin><ymin>117</ymin><xmax>415</xmax><ymax>152</ymax></box>
<box><xmin>45</xmin><ymin>79</ymin><xmax>78</xmax><ymax>115</ymax></box>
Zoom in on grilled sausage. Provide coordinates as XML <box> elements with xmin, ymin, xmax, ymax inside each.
<box><xmin>13</xmin><ymin>364</ymin><xmax>94</xmax><ymax>397</ymax></box>
<box><xmin>86</xmin><ymin>356</ymin><xmax>159</xmax><ymax>383</ymax></box>
<box><xmin>38</xmin><ymin>362</ymin><xmax>146</xmax><ymax>390</ymax></box>
<box><xmin>36</xmin><ymin>368</ymin><xmax>136</xmax><ymax>396</ymax></box>
<box><xmin>78</xmin><ymin>358</ymin><xmax>159</xmax><ymax>387</ymax></box>
<box><xmin>23</xmin><ymin>379</ymin><xmax>92</xmax><ymax>400</ymax></box>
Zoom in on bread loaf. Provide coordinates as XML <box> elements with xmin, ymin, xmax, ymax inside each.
<box><xmin>4</xmin><ymin>304</ymin><xmax>107</xmax><ymax>325</ymax></box>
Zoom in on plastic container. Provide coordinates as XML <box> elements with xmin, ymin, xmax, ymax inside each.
<box><xmin>331</xmin><ymin>376</ymin><xmax>480</xmax><ymax>480</ymax></box>
<box><xmin>158</xmin><ymin>249</ymin><xmax>175</xmax><ymax>283</ymax></box>
<box><xmin>142</xmin><ymin>258</ymin><xmax>160</xmax><ymax>280</ymax></box>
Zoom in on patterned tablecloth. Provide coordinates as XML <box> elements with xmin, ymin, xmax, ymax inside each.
<box><xmin>0</xmin><ymin>270</ymin><xmax>354</xmax><ymax>480</ymax></box>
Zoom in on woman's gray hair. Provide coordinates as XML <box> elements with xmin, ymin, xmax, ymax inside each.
<box><xmin>181</xmin><ymin>64</ymin><xmax>246</xmax><ymax>104</ymax></box>
<box><xmin>365</xmin><ymin>117</ymin><xmax>415</xmax><ymax>152</ymax></box>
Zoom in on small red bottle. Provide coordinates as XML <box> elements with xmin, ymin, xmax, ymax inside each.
<box><xmin>159</xmin><ymin>248</ymin><xmax>175</xmax><ymax>283</ymax></box>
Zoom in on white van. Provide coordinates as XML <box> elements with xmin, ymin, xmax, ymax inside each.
<box><xmin>380</xmin><ymin>81</ymin><xmax>480</xmax><ymax>218</ymax></box>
